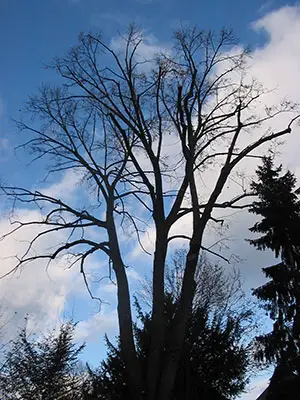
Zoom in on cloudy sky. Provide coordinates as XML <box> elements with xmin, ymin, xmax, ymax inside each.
<box><xmin>1</xmin><ymin>1</ymin><xmax>300</xmax><ymax>398</ymax></box>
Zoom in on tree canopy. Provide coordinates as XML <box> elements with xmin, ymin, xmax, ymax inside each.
<box><xmin>2</xmin><ymin>26</ymin><xmax>299</xmax><ymax>399</ymax></box>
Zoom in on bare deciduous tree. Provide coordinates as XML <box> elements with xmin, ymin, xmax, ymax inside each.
<box><xmin>1</xmin><ymin>26</ymin><xmax>299</xmax><ymax>399</ymax></box>
<box><xmin>139</xmin><ymin>248</ymin><xmax>259</xmax><ymax>349</ymax></box>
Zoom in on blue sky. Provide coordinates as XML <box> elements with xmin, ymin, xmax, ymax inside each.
<box><xmin>0</xmin><ymin>0</ymin><xmax>287</xmax><ymax>118</ymax></box>
<box><xmin>0</xmin><ymin>0</ymin><xmax>292</xmax><ymax>180</ymax></box>
<box><xmin>0</xmin><ymin>0</ymin><xmax>292</xmax><ymax>202</ymax></box>
<box><xmin>1</xmin><ymin>1</ymin><xmax>300</xmax><ymax>399</ymax></box>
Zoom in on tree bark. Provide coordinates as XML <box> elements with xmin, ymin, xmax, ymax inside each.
<box><xmin>147</xmin><ymin>227</ymin><xmax>168</xmax><ymax>400</ymax></box>
<box><xmin>107</xmin><ymin>203</ymin><xmax>144</xmax><ymax>400</ymax></box>
<box><xmin>157</xmin><ymin>231</ymin><xmax>202</xmax><ymax>400</ymax></box>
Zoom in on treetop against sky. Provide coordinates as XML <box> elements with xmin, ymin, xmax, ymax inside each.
<box><xmin>1</xmin><ymin>1</ymin><xmax>300</xmax><ymax>399</ymax></box>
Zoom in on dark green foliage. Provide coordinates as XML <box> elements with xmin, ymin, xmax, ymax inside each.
<box><xmin>0</xmin><ymin>322</ymin><xmax>85</xmax><ymax>400</ymax></box>
<box><xmin>266</xmin><ymin>363</ymin><xmax>300</xmax><ymax>400</ymax></box>
<box><xmin>249</xmin><ymin>156</ymin><xmax>300</xmax><ymax>260</ymax></box>
<box><xmin>82</xmin><ymin>336</ymin><xmax>130</xmax><ymax>400</ymax></box>
<box><xmin>249</xmin><ymin>157</ymin><xmax>300</xmax><ymax>365</ymax></box>
<box><xmin>249</xmin><ymin>157</ymin><xmax>300</xmax><ymax>397</ymax></box>
<box><xmin>84</xmin><ymin>294</ymin><xmax>249</xmax><ymax>400</ymax></box>
<box><xmin>173</xmin><ymin>304</ymin><xmax>249</xmax><ymax>399</ymax></box>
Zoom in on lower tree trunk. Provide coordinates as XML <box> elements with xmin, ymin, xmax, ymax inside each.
<box><xmin>156</xmin><ymin>165</ymin><xmax>232</xmax><ymax>399</ymax></box>
<box><xmin>157</xmin><ymin>238</ymin><xmax>201</xmax><ymax>400</ymax></box>
<box><xmin>108</xmin><ymin>206</ymin><xmax>144</xmax><ymax>400</ymax></box>
<box><xmin>147</xmin><ymin>232</ymin><xmax>168</xmax><ymax>400</ymax></box>
<box><xmin>116</xmin><ymin>270</ymin><xmax>144</xmax><ymax>400</ymax></box>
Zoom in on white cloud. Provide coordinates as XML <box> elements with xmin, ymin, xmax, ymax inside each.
<box><xmin>0</xmin><ymin>208</ymin><xmax>86</xmax><ymax>342</ymax></box>
<box><xmin>91</xmin><ymin>12</ymin><xmax>133</xmax><ymax>28</ymax></box>
<box><xmin>0</xmin><ymin>168</ymin><xmax>114</xmax><ymax>344</ymax></box>
<box><xmin>221</xmin><ymin>4</ymin><xmax>300</xmax><ymax>287</ymax></box>
<box><xmin>74</xmin><ymin>267</ymin><xmax>142</xmax><ymax>343</ymax></box>
<box><xmin>75</xmin><ymin>308</ymin><xmax>118</xmax><ymax>342</ymax></box>
<box><xmin>0</xmin><ymin>138</ymin><xmax>8</xmax><ymax>150</ymax></box>
<box><xmin>110</xmin><ymin>32</ymin><xmax>170</xmax><ymax>72</ymax></box>
<box><xmin>252</xmin><ymin>5</ymin><xmax>300</xmax><ymax>46</ymax></box>
<box><xmin>248</xmin><ymin>6</ymin><xmax>300</xmax><ymax>166</ymax></box>
<box><xmin>40</xmin><ymin>168</ymin><xmax>84</xmax><ymax>204</ymax></box>
<box><xmin>126</xmin><ymin>4</ymin><xmax>300</xmax><ymax>293</ymax></box>
<box><xmin>103</xmin><ymin>282</ymin><xmax>117</xmax><ymax>295</ymax></box>
<box><xmin>0</xmin><ymin>137</ymin><xmax>10</xmax><ymax>163</ymax></box>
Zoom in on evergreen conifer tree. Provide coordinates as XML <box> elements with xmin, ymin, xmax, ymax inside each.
<box><xmin>249</xmin><ymin>157</ymin><xmax>300</xmax><ymax>398</ymax></box>
<box><xmin>0</xmin><ymin>322</ymin><xmax>85</xmax><ymax>400</ymax></box>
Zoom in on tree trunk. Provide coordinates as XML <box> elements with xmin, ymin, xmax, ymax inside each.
<box><xmin>147</xmin><ymin>227</ymin><xmax>168</xmax><ymax>400</ymax></box>
<box><xmin>107</xmin><ymin>205</ymin><xmax>144</xmax><ymax>400</ymax></box>
<box><xmin>157</xmin><ymin>165</ymin><xmax>232</xmax><ymax>399</ymax></box>
<box><xmin>157</xmin><ymin>237</ymin><xmax>201</xmax><ymax>400</ymax></box>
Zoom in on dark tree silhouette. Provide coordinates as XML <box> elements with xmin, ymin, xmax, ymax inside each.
<box><xmin>84</xmin><ymin>295</ymin><xmax>250</xmax><ymax>400</ymax></box>
<box><xmin>0</xmin><ymin>322</ymin><xmax>85</xmax><ymax>400</ymax></box>
<box><xmin>249</xmin><ymin>157</ymin><xmax>300</xmax><ymax>398</ymax></box>
<box><xmin>83</xmin><ymin>254</ymin><xmax>255</xmax><ymax>400</ymax></box>
<box><xmin>2</xmin><ymin>26</ymin><xmax>299</xmax><ymax>399</ymax></box>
